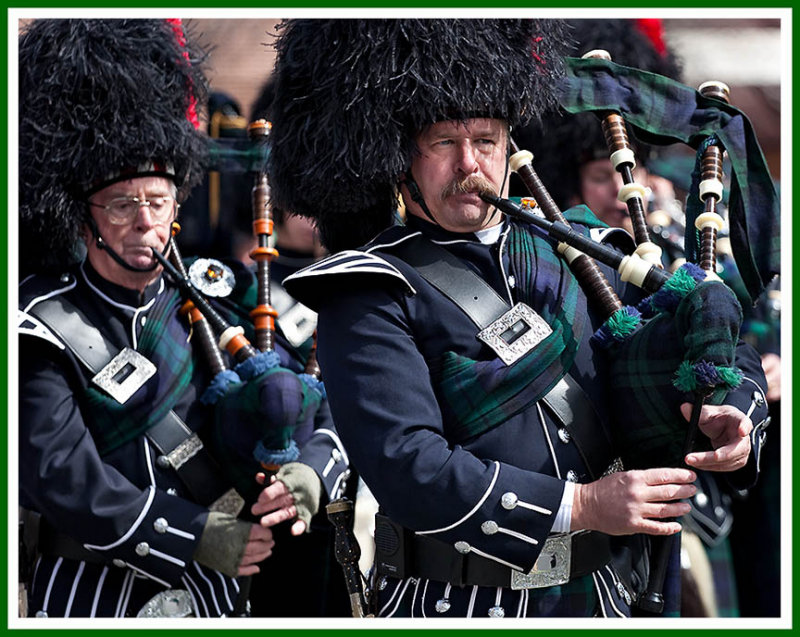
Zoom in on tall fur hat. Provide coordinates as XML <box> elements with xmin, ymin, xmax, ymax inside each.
<box><xmin>268</xmin><ymin>19</ymin><xmax>570</xmax><ymax>252</ymax></box>
<box><xmin>18</xmin><ymin>19</ymin><xmax>209</xmax><ymax>274</ymax></box>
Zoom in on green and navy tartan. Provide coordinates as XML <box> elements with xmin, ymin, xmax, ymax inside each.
<box><xmin>431</xmin><ymin>211</ymin><xmax>593</xmax><ymax>443</ymax></box>
<box><xmin>83</xmin><ymin>288</ymin><xmax>194</xmax><ymax>456</ymax></box>
<box><xmin>560</xmin><ymin>56</ymin><xmax>780</xmax><ymax>306</ymax></box>
<box><xmin>607</xmin><ymin>280</ymin><xmax>743</xmax><ymax>469</ymax></box>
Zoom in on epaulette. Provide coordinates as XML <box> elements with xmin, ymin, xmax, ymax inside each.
<box><xmin>284</xmin><ymin>249</ymin><xmax>416</xmax><ymax>312</ymax></box>
<box><xmin>18</xmin><ymin>273</ymin><xmax>77</xmax><ymax>349</ymax></box>
<box><xmin>590</xmin><ymin>226</ymin><xmax>636</xmax><ymax>254</ymax></box>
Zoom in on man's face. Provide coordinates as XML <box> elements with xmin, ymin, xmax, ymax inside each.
<box><xmin>84</xmin><ymin>175</ymin><xmax>177</xmax><ymax>291</ymax></box>
<box><xmin>402</xmin><ymin>118</ymin><xmax>509</xmax><ymax>233</ymax></box>
<box><xmin>578</xmin><ymin>159</ymin><xmax>648</xmax><ymax>235</ymax></box>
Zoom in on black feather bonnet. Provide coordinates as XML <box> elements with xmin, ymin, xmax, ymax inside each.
<box><xmin>18</xmin><ymin>19</ymin><xmax>209</xmax><ymax>274</ymax></box>
<box><xmin>268</xmin><ymin>19</ymin><xmax>571</xmax><ymax>252</ymax></box>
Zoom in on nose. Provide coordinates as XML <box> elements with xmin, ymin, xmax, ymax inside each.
<box><xmin>132</xmin><ymin>201</ymin><xmax>157</xmax><ymax>231</ymax></box>
<box><xmin>455</xmin><ymin>141</ymin><xmax>480</xmax><ymax>175</ymax></box>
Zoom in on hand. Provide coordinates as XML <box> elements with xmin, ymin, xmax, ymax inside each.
<box><xmin>238</xmin><ymin>524</ymin><xmax>275</xmax><ymax>576</ymax></box>
<box><xmin>681</xmin><ymin>402</ymin><xmax>752</xmax><ymax>472</ymax></box>
<box><xmin>250</xmin><ymin>472</ymin><xmax>307</xmax><ymax>536</ymax></box>
<box><xmin>761</xmin><ymin>352</ymin><xmax>781</xmax><ymax>403</ymax></box>
<box><xmin>571</xmin><ymin>468</ymin><xmax>696</xmax><ymax>536</ymax></box>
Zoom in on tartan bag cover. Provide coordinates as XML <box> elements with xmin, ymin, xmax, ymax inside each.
<box><xmin>607</xmin><ymin>276</ymin><xmax>743</xmax><ymax>469</ymax></box>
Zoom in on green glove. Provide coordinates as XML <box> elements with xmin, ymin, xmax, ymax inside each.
<box><xmin>275</xmin><ymin>462</ymin><xmax>323</xmax><ymax>531</ymax></box>
<box><xmin>193</xmin><ymin>512</ymin><xmax>251</xmax><ymax>577</ymax></box>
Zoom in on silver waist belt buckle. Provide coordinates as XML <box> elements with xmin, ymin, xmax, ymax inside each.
<box><xmin>510</xmin><ymin>534</ymin><xmax>572</xmax><ymax>590</ymax></box>
<box><xmin>477</xmin><ymin>302</ymin><xmax>553</xmax><ymax>366</ymax></box>
<box><xmin>137</xmin><ymin>589</ymin><xmax>195</xmax><ymax>618</ymax></box>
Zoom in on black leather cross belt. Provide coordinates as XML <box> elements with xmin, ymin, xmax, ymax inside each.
<box><xmin>374</xmin><ymin>514</ymin><xmax>612</xmax><ymax>589</ymax></box>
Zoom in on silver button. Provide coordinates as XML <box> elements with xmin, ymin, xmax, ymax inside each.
<box><xmin>59</xmin><ymin>273</ymin><xmax>71</xmax><ymax>283</ymax></box>
<box><xmin>331</xmin><ymin>449</ymin><xmax>342</xmax><ymax>462</ymax></box>
<box><xmin>454</xmin><ymin>541</ymin><xmax>471</xmax><ymax>554</ymax></box>
<box><xmin>488</xmin><ymin>605</ymin><xmax>505</xmax><ymax>618</ymax></box>
<box><xmin>566</xmin><ymin>470</ymin><xmax>579</xmax><ymax>483</ymax></box>
<box><xmin>508</xmin><ymin>275</ymin><xmax>516</xmax><ymax>288</ymax></box>
<box><xmin>166</xmin><ymin>488</ymin><xmax>178</xmax><ymax>496</ymax></box>
<box><xmin>135</xmin><ymin>542</ymin><xmax>150</xmax><ymax>556</ymax></box>
<box><xmin>35</xmin><ymin>610</ymin><xmax>49</xmax><ymax>618</ymax></box>
<box><xmin>112</xmin><ymin>558</ymin><xmax>126</xmax><ymax>568</ymax></box>
<box><xmin>557</xmin><ymin>428</ymin><xmax>571</xmax><ymax>444</ymax></box>
<box><xmin>141</xmin><ymin>316</ymin><xmax>147</xmax><ymax>326</ymax></box>
<box><xmin>342</xmin><ymin>469</ymin><xmax>351</xmax><ymax>480</ymax></box>
<box><xmin>153</xmin><ymin>518</ymin><xmax>169</xmax><ymax>534</ymax></box>
<box><xmin>435</xmin><ymin>598</ymin><xmax>451</xmax><ymax>613</ymax></box>
<box><xmin>695</xmin><ymin>492</ymin><xmax>708</xmax><ymax>507</ymax></box>
<box><xmin>501</xmin><ymin>492</ymin><xmax>518</xmax><ymax>510</ymax></box>
<box><xmin>481</xmin><ymin>520</ymin><xmax>499</xmax><ymax>535</ymax></box>
<box><xmin>714</xmin><ymin>506</ymin><xmax>725</xmax><ymax>517</ymax></box>
<box><xmin>156</xmin><ymin>455</ymin><xmax>171</xmax><ymax>469</ymax></box>
<box><xmin>753</xmin><ymin>391</ymin><xmax>765</xmax><ymax>407</ymax></box>
<box><xmin>378</xmin><ymin>576</ymin><xmax>388</xmax><ymax>591</ymax></box>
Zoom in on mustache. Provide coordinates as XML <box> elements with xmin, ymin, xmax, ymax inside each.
<box><xmin>440</xmin><ymin>175</ymin><xmax>497</xmax><ymax>200</ymax></box>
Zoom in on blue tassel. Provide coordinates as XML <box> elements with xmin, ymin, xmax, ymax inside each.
<box><xmin>235</xmin><ymin>350</ymin><xmax>281</xmax><ymax>381</ymax></box>
<box><xmin>200</xmin><ymin>369</ymin><xmax>241</xmax><ymax>405</ymax></box>
<box><xmin>299</xmin><ymin>373</ymin><xmax>327</xmax><ymax>399</ymax></box>
<box><xmin>253</xmin><ymin>439</ymin><xmax>300</xmax><ymax>466</ymax></box>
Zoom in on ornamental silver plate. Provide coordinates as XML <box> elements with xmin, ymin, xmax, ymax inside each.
<box><xmin>511</xmin><ymin>534</ymin><xmax>571</xmax><ymax>590</ymax></box>
<box><xmin>91</xmin><ymin>347</ymin><xmax>156</xmax><ymax>404</ymax></box>
<box><xmin>188</xmin><ymin>258</ymin><xmax>235</xmax><ymax>297</ymax></box>
<box><xmin>137</xmin><ymin>589</ymin><xmax>194</xmax><ymax>618</ymax></box>
<box><xmin>477</xmin><ymin>302</ymin><xmax>552</xmax><ymax>366</ymax></box>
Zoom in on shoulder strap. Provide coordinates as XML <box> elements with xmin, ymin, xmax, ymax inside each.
<box><xmin>389</xmin><ymin>234</ymin><xmax>510</xmax><ymax>329</ymax></box>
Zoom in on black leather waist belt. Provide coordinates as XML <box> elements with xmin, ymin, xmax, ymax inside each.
<box><xmin>38</xmin><ymin>520</ymin><xmax>107</xmax><ymax>565</ymax></box>
<box><xmin>374</xmin><ymin>514</ymin><xmax>612</xmax><ymax>589</ymax></box>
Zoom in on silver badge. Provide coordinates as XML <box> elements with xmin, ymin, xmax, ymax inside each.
<box><xmin>188</xmin><ymin>258</ymin><xmax>235</xmax><ymax>297</ymax></box>
<box><xmin>477</xmin><ymin>303</ymin><xmax>552</xmax><ymax>366</ymax></box>
<box><xmin>137</xmin><ymin>589</ymin><xmax>194</xmax><ymax>618</ymax></box>
<box><xmin>91</xmin><ymin>347</ymin><xmax>156</xmax><ymax>404</ymax></box>
<box><xmin>510</xmin><ymin>534</ymin><xmax>571</xmax><ymax>589</ymax></box>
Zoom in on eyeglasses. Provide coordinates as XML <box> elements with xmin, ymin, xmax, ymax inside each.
<box><xmin>88</xmin><ymin>196</ymin><xmax>178</xmax><ymax>225</ymax></box>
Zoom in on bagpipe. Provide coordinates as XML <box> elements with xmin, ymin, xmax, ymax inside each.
<box><xmin>491</xmin><ymin>50</ymin><xmax>779</xmax><ymax>612</ymax></box>
<box><xmin>152</xmin><ymin>120</ymin><xmax>325</xmax><ymax>504</ymax></box>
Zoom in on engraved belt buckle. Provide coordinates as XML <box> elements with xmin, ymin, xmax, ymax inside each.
<box><xmin>137</xmin><ymin>589</ymin><xmax>195</xmax><ymax>618</ymax></box>
<box><xmin>510</xmin><ymin>534</ymin><xmax>571</xmax><ymax>590</ymax></box>
<box><xmin>91</xmin><ymin>347</ymin><xmax>156</xmax><ymax>404</ymax></box>
<box><xmin>477</xmin><ymin>302</ymin><xmax>553</xmax><ymax>366</ymax></box>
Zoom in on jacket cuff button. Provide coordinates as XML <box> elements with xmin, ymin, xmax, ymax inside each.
<box><xmin>135</xmin><ymin>542</ymin><xmax>150</xmax><ymax>557</ymax></box>
<box><xmin>153</xmin><ymin>518</ymin><xmax>169</xmax><ymax>534</ymax></box>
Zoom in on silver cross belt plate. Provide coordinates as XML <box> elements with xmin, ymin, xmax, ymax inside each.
<box><xmin>510</xmin><ymin>534</ymin><xmax>571</xmax><ymax>589</ymax></box>
<box><xmin>477</xmin><ymin>302</ymin><xmax>553</xmax><ymax>366</ymax></box>
<box><xmin>91</xmin><ymin>347</ymin><xmax>156</xmax><ymax>404</ymax></box>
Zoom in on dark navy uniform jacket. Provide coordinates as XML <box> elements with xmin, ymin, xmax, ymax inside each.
<box><xmin>285</xmin><ymin>215</ymin><xmax>770</xmax><ymax>618</ymax></box>
<box><xmin>18</xmin><ymin>260</ymin><xmax>350</xmax><ymax>618</ymax></box>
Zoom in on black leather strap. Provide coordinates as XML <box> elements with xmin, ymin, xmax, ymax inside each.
<box><xmin>28</xmin><ymin>295</ymin><xmax>228</xmax><ymax>506</ymax></box>
<box><xmin>374</xmin><ymin>514</ymin><xmax>612</xmax><ymax>587</ymax></box>
<box><xmin>38</xmin><ymin>520</ymin><xmax>106</xmax><ymax>564</ymax></box>
<box><xmin>541</xmin><ymin>375</ymin><xmax>615</xmax><ymax>480</ymax></box>
<box><xmin>391</xmin><ymin>234</ymin><xmax>511</xmax><ymax>329</ymax></box>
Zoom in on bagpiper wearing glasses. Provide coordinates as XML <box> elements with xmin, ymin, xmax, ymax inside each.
<box><xmin>17</xmin><ymin>19</ymin><xmax>351</xmax><ymax>618</ymax></box>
